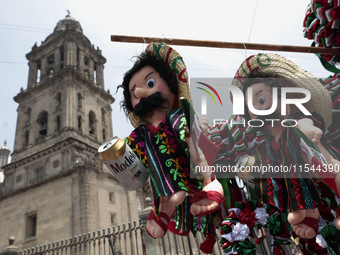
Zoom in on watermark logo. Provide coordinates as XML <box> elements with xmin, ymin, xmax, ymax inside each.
<box><xmin>196</xmin><ymin>82</ymin><xmax>223</xmax><ymax>115</ymax></box>
<box><xmin>195</xmin><ymin>82</ymin><xmax>311</xmax><ymax>117</ymax></box>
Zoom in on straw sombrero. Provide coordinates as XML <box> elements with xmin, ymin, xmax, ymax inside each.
<box><xmin>128</xmin><ymin>42</ymin><xmax>191</xmax><ymax>128</ymax></box>
<box><xmin>232</xmin><ymin>53</ymin><xmax>332</xmax><ymax>129</ymax></box>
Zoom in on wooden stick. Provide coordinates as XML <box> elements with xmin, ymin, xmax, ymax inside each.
<box><xmin>111</xmin><ymin>35</ymin><xmax>340</xmax><ymax>55</ymax></box>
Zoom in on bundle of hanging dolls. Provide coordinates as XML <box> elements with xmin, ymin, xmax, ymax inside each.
<box><xmin>112</xmin><ymin>1</ymin><xmax>340</xmax><ymax>254</ymax></box>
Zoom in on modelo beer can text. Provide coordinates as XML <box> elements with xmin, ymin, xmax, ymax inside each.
<box><xmin>98</xmin><ymin>136</ymin><xmax>149</xmax><ymax>191</ymax></box>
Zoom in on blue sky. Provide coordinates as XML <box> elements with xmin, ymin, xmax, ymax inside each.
<box><xmin>0</xmin><ymin>0</ymin><xmax>333</xmax><ymax>161</ymax></box>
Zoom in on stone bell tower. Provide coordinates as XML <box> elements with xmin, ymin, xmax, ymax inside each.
<box><xmin>0</xmin><ymin>13</ymin><xmax>144</xmax><ymax>251</ymax></box>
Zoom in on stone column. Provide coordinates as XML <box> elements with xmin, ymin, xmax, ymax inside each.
<box><xmin>1</xmin><ymin>237</ymin><xmax>19</xmax><ymax>255</ymax></box>
<box><xmin>54</xmin><ymin>47</ymin><xmax>60</xmax><ymax>73</ymax></box>
<box><xmin>78</xmin><ymin>49</ymin><xmax>85</xmax><ymax>75</ymax></box>
<box><xmin>96</xmin><ymin>64</ymin><xmax>104</xmax><ymax>89</ymax></box>
<box><xmin>139</xmin><ymin>197</ymin><xmax>163</xmax><ymax>255</ymax></box>
<box><xmin>65</xmin><ymin>41</ymin><xmax>77</xmax><ymax>68</ymax></box>
<box><xmin>27</xmin><ymin>61</ymin><xmax>37</xmax><ymax>88</ymax></box>
<box><xmin>40</xmin><ymin>56</ymin><xmax>47</xmax><ymax>82</ymax></box>
<box><xmin>89</xmin><ymin>59</ymin><xmax>94</xmax><ymax>82</ymax></box>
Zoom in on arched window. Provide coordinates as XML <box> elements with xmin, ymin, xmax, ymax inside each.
<box><xmin>102</xmin><ymin>129</ymin><xmax>106</xmax><ymax>141</ymax></box>
<box><xmin>37</xmin><ymin>111</ymin><xmax>48</xmax><ymax>136</ymax></box>
<box><xmin>36</xmin><ymin>168</ymin><xmax>43</xmax><ymax>182</ymax></box>
<box><xmin>56</xmin><ymin>115</ymin><xmax>61</xmax><ymax>132</ymax></box>
<box><xmin>94</xmin><ymin>65</ymin><xmax>97</xmax><ymax>83</ymax></box>
<box><xmin>47</xmin><ymin>54</ymin><xmax>54</xmax><ymax>65</ymax></box>
<box><xmin>89</xmin><ymin>111</ymin><xmax>96</xmax><ymax>135</ymax></box>
<box><xmin>24</xmin><ymin>130</ymin><xmax>29</xmax><ymax>146</ymax></box>
<box><xmin>78</xmin><ymin>116</ymin><xmax>82</xmax><ymax>131</ymax></box>
<box><xmin>60</xmin><ymin>46</ymin><xmax>64</xmax><ymax>62</ymax></box>
<box><xmin>37</xmin><ymin>63</ymin><xmax>41</xmax><ymax>84</ymax></box>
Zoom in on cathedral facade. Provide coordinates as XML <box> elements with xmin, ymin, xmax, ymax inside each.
<box><xmin>0</xmin><ymin>14</ymin><xmax>145</xmax><ymax>251</ymax></box>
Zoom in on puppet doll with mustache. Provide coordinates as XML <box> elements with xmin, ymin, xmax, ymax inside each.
<box><xmin>202</xmin><ymin>54</ymin><xmax>340</xmax><ymax>253</ymax></box>
<box><xmin>118</xmin><ymin>43</ymin><xmax>224</xmax><ymax>254</ymax></box>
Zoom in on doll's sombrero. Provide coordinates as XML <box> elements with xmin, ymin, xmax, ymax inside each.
<box><xmin>232</xmin><ymin>53</ymin><xmax>332</xmax><ymax>129</ymax></box>
<box><xmin>128</xmin><ymin>42</ymin><xmax>191</xmax><ymax>128</ymax></box>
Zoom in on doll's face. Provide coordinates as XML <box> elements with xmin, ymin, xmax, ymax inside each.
<box><xmin>245</xmin><ymin>82</ymin><xmax>290</xmax><ymax>120</ymax></box>
<box><xmin>129</xmin><ymin>65</ymin><xmax>175</xmax><ymax>110</ymax></box>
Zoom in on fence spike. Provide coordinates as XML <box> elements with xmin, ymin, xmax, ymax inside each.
<box><xmin>107</xmin><ymin>226</ymin><xmax>110</xmax><ymax>234</ymax></box>
<box><xmin>113</xmin><ymin>225</ymin><xmax>116</xmax><ymax>232</ymax></box>
<box><xmin>93</xmin><ymin>231</ymin><xmax>95</xmax><ymax>237</ymax></box>
<box><xmin>97</xmin><ymin>229</ymin><xmax>100</xmax><ymax>236</ymax></box>
<box><xmin>102</xmin><ymin>228</ymin><xmax>105</xmax><ymax>235</ymax></box>
<box><xmin>65</xmin><ymin>238</ymin><xmax>68</xmax><ymax>245</ymax></box>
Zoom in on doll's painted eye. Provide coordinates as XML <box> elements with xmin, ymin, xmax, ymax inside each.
<box><xmin>258</xmin><ymin>96</ymin><xmax>265</xmax><ymax>105</ymax></box>
<box><xmin>146</xmin><ymin>78</ymin><xmax>155</xmax><ymax>88</ymax></box>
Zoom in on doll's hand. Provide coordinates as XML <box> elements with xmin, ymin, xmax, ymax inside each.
<box><xmin>200</xmin><ymin>118</ymin><xmax>209</xmax><ymax>133</ymax></box>
<box><xmin>297</xmin><ymin>118</ymin><xmax>323</xmax><ymax>144</ymax></box>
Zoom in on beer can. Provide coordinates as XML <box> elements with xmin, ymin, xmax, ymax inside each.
<box><xmin>98</xmin><ymin>136</ymin><xmax>149</xmax><ymax>191</ymax></box>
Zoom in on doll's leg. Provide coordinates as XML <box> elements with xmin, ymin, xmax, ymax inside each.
<box><xmin>146</xmin><ymin>191</ymin><xmax>187</xmax><ymax>238</ymax></box>
<box><xmin>289</xmin><ymin>208</ymin><xmax>319</xmax><ymax>239</ymax></box>
<box><xmin>298</xmin><ymin>119</ymin><xmax>340</xmax><ymax>229</ymax></box>
<box><xmin>190</xmin><ymin>179</ymin><xmax>224</xmax><ymax>217</ymax></box>
<box><xmin>287</xmin><ymin>209</ymin><xmax>306</xmax><ymax>225</ymax></box>
<box><xmin>186</xmin><ymin>128</ymin><xmax>224</xmax><ymax>217</ymax></box>
<box><xmin>199</xmin><ymin>213</ymin><xmax>221</xmax><ymax>254</ymax></box>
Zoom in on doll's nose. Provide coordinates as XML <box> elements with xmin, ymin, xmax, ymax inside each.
<box><xmin>134</xmin><ymin>88</ymin><xmax>147</xmax><ymax>99</ymax></box>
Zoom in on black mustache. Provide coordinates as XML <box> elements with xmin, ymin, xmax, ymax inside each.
<box><xmin>134</xmin><ymin>92</ymin><xmax>169</xmax><ymax>122</ymax></box>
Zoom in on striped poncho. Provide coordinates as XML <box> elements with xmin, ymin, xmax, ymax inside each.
<box><xmin>125</xmin><ymin>108</ymin><xmax>214</xmax><ymax>233</ymax></box>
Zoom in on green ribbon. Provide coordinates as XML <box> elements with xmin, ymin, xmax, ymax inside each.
<box><xmin>234</xmin><ymin>199</ymin><xmax>258</xmax><ymax>211</ymax></box>
<box><xmin>221</xmin><ymin>224</ymin><xmax>232</xmax><ymax>233</ymax></box>
<box><xmin>265</xmin><ymin>214</ymin><xmax>284</xmax><ymax>236</ymax></box>
<box><xmin>311</xmin><ymin>42</ymin><xmax>340</xmax><ymax>73</ymax></box>
<box><xmin>236</xmin><ymin>239</ymin><xmax>257</xmax><ymax>255</ymax></box>
<box><xmin>223</xmin><ymin>239</ymin><xmax>256</xmax><ymax>255</ymax></box>
<box><xmin>320</xmin><ymin>224</ymin><xmax>340</xmax><ymax>255</ymax></box>
<box><xmin>280</xmin><ymin>212</ymin><xmax>293</xmax><ymax>232</ymax></box>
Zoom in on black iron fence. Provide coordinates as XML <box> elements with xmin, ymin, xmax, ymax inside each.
<box><xmin>10</xmin><ymin>220</ymin><xmax>223</xmax><ymax>255</ymax></box>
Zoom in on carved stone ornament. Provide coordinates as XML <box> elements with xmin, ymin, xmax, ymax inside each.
<box><xmin>53</xmin><ymin>159</ymin><xmax>60</xmax><ymax>168</ymax></box>
<box><xmin>16</xmin><ymin>175</ymin><xmax>22</xmax><ymax>183</ymax></box>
